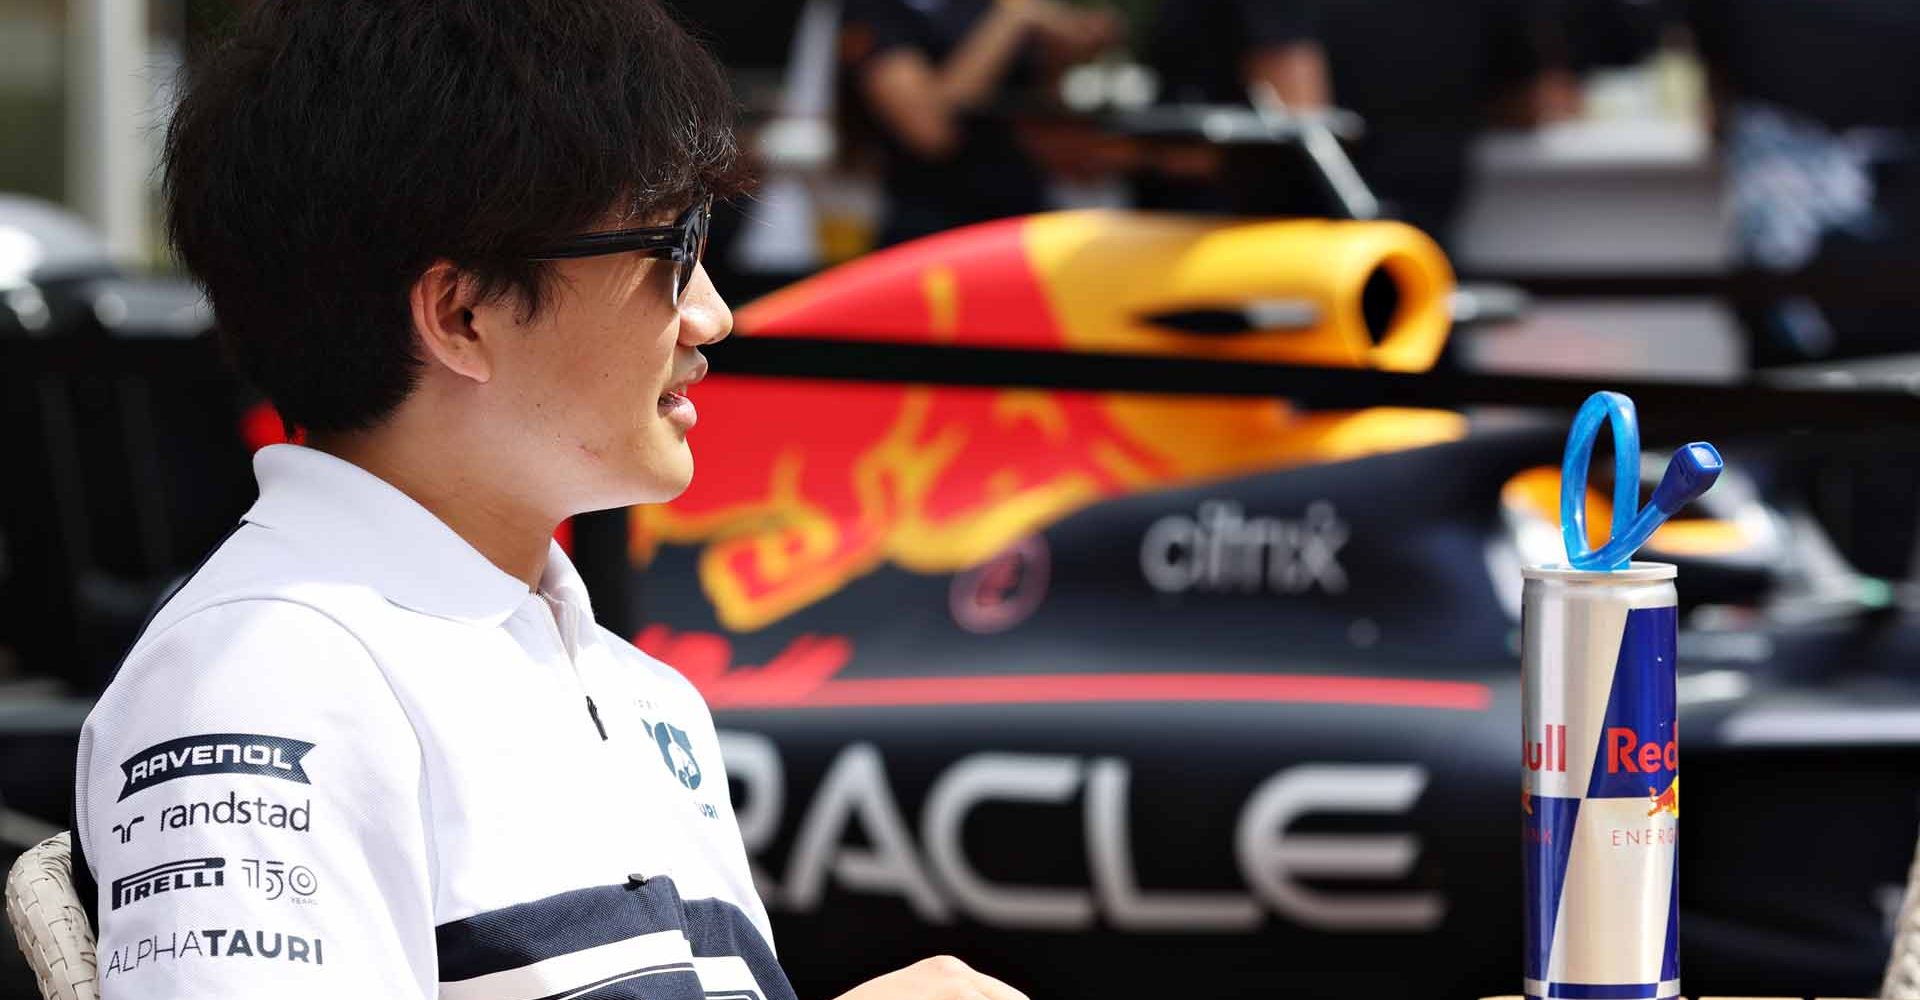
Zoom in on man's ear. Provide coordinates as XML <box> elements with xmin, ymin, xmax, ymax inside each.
<box><xmin>409</xmin><ymin>261</ymin><xmax>493</xmax><ymax>384</ymax></box>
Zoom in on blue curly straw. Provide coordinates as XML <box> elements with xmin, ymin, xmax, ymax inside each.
<box><xmin>1560</xmin><ymin>391</ymin><xmax>1724</xmax><ymax>571</ymax></box>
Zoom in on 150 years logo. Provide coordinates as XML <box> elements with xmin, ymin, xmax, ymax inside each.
<box><xmin>119</xmin><ymin>733</ymin><xmax>315</xmax><ymax>800</ymax></box>
<box><xmin>243</xmin><ymin>859</ymin><xmax>318</xmax><ymax>903</ymax></box>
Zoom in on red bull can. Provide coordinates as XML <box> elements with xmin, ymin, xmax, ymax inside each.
<box><xmin>1522</xmin><ymin>563</ymin><xmax>1679</xmax><ymax>1000</ymax></box>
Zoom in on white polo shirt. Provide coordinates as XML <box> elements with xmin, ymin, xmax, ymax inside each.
<box><xmin>73</xmin><ymin>444</ymin><xmax>793</xmax><ymax>1000</ymax></box>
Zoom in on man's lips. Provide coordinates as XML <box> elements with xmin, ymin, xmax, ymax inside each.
<box><xmin>659</xmin><ymin>356</ymin><xmax>708</xmax><ymax>404</ymax></box>
<box><xmin>659</xmin><ymin>355</ymin><xmax>706</xmax><ymax>427</ymax></box>
<box><xmin>658</xmin><ymin>389</ymin><xmax>696</xmax><ymax>431</ymax></box>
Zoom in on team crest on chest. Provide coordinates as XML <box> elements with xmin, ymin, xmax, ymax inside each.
<box><xmin>642</xmin><ymin>718</ymin><xmax>702</xmax><ymax>791</ymax></box>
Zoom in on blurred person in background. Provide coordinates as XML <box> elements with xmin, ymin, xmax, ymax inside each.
<box><xmin>1686</xmin><ymin>0</ymin><xmax>1920</xmax><ymax>580</ymax></box>
<box><xmin>842</xmin><ymin>0</ymin><xmax>1123</xmax><ymax>246</ymax></box>
<box><xmin>1143</xmin><ymin>0</ymin><xmax>1576</xmax><ymax>247</ymax></box>
<box><xmin>1686</xmin><ymin>0</ymin><xmax>1920</xmax><ymax>366</ymax></box>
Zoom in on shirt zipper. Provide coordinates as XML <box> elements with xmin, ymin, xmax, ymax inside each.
<box><xmin>585</xmin><ymin>695</ymin><xmax>609</xmax><ymax>740</ymax></box>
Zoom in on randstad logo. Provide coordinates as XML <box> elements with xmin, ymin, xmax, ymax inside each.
<box><xmin>643</xmin><ymin>719</ymin><xmax>702</xmax><ymax>791</ymax></box>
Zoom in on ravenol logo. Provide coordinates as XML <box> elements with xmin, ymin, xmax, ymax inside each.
<box><xmin>119</xmin><ymin>734</ymin><xmax>315</xmax><ymax>801</ymax></box>
<box><xmin>642</xmin><ymin>719</ymin><xmax>702</xmax><ymax>791</ymax></box>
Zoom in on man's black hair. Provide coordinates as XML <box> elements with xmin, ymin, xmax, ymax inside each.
<box><xmin>164</xmin><ymin>0</ymin><xmax>750</xmax><ymax>433</ymax></box>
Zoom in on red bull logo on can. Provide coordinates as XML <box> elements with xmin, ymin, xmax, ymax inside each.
<box><xmin>1524</xmin><ymin>724</ymin><xmax>1567</xmax><ymax>773</ymax></box>
<box><xmin>1646</xmin><ymin>778</ymin><xmax>1679</xmax><ymax>819</ymax></box>
<box><xmin>1605</xmin><ymin>726</ymin><xmax>1679</xmax><ymax>776</ymax></box>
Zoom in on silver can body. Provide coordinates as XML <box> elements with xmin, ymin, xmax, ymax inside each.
<box><xmin>1521</xmin><ymin>563</ymin><xmax>1679</xmax><ymax>1000</ymax></box>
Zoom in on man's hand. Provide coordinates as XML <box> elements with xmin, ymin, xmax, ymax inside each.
<box><xmin>832</xmin><ymin>956</ymin><xmax>1031</xmax><ymax>1000</ymax></box>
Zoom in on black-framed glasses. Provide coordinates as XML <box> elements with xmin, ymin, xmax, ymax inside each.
<box><xmin>529</xmin><ymin>197</ymin><xmax>712</xmax><ymax>308</ymax></box>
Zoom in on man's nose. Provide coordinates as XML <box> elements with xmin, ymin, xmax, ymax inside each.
<box><xmin>679</xmin><ymin>263</ymin><xmax>732</xmax><ymax>347</ymax></box>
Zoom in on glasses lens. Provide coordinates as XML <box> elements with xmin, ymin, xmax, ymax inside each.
<box><xmin>674</xmin><ymin>206</ymin><xmax>709</xmax><ymax>305</ymax></box>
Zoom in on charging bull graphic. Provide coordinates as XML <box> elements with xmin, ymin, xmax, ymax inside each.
<box><xmin>1647</xmin><ymin>777</ymin><xmax>1679</xmax><ymax>818</ymax></box>
<box><xmin>638</xmin><ymin>211</ymin><xmax>1464</xmax><ymax>631</ymax></box>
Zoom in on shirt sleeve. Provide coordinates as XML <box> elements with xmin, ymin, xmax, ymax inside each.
<box><xmin>1235</xmin><ymin>0</ymin><xmax>1320</xmax><ymax>49</ymax></box>
<box><xmin>75</xmin><ymin>599</ymin><xmax>436</xmax><ymax>999</ymax></box>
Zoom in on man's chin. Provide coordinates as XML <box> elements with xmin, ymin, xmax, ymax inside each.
<box><xmin>637</xmin><ymin>449</ymin><xmax>695</xmax><ymax>504</ymax></box>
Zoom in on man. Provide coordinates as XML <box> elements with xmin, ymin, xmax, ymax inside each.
<box><xmin>841</xmin><ymin>0</ymin><xmax>1121</xmax><ymax>245</ymax></box>
<box><xmin>72</xmin><ymin>3</ymin><xmax>1026</xmax><ymax>999</ymax></box>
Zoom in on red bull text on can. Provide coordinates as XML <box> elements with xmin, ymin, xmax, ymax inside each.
<box><xmin>1522</xmin><ymin>563</ymin><xmax>1679</xmax><ymax>1000</ymax></box>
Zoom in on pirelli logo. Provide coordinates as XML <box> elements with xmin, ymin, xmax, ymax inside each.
<box><xmin>119</xmin><ymin>734</ymin><xmax>315</xmax><ymax>801</ymax></box>
<box><xmin>111</xmin><ymin>857</ymin><xmax>225</xmax><ymax>910</ymax></box>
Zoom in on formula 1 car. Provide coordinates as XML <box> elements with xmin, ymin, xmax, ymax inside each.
<box><xmin>625</xmin><ymin>211</ymin><xmax>1920</xmax><ymax>1000</ymax></box>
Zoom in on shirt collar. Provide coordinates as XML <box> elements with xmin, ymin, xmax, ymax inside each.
<box><xmin>243</xmin><ymin>444</ymin><xmax>590</xmax><ymax>628</ymax></box>
<box><xmin>536</xmin><ymin>534</ymin><xmax>594</xmax><ymax>618</ymax></box>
